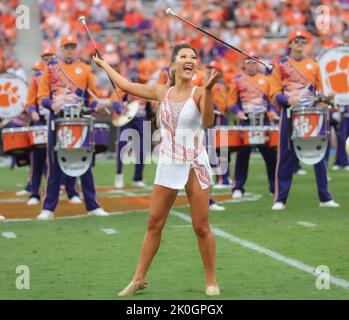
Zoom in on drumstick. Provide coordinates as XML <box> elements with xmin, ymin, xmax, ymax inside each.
<box><xmin>86</xmin><ymin>88</ymin><xmax>111</xmax><ymax>115</ymax></box>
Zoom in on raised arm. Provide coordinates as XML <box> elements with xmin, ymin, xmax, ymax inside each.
<box><xmin>197</xmin><ymin>69</ymin><xmax>221</xmax><ymax>128</ymax></box>
<box><xmin>92</xmin><ymin>55</ymin><xmax>166</xmax><ymax>102</ymax></box>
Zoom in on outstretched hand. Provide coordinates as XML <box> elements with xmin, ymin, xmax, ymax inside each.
<box><xmin>205</xmin><ymin>69</ymin><xmax>222</xmax><ymax>90</ymax></box>
<box><xmin>92</xmin><ymin>54</ymin><xmax>107</xmax><ymax>69</ymax></box>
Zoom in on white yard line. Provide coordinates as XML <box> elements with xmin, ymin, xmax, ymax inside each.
<box><xmin>297</xmin><ymin>221</ymin><xmax>317</xmax><ymax>228</ymax></box>
<box><xmin>101</xmin><ymin>228</ymin><xmax>118</xmax><ymax>235</ymax></box>
<box><xmin>2</xmin><ymin>231</ymin><xmax>17</xmax><ymax>239</ymax></box>
<box><xmin>171</xmin><ymin>210</ymin><xmax>349</xmax><ymax>290</ymax></box>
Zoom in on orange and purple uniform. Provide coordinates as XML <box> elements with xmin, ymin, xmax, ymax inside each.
<box><xmin>37</xmin><ymin>58</ymin><xmax>101</xmax><ymax>213</ymax></box>
<box><xmin>270</xmin><ymin>54</ymin><xmax>332</xmax><ymax>205</ymax></box>
<box><xmin>228</xmin><ymin>70</ymin><xmax>277</xmax><ymax>195</ymax></box>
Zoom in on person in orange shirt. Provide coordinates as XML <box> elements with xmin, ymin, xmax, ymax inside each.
<box><xmin>229</xmin><ymin>52</ymin><xmax>279</xmax><ymax>199</ymax></box>
<box><xmin>36</xmin><ymin>34</ymin><xmax>109</xmax><ymax>220</ymax></box>
<box><xmin>269</xmin><ymin>30</ymin><xmax>339</xmax><ymax>210</ymax></box>
<box><xmin>24</xmin><ymin>47</ymin><xmax>82</xmax><ymax>206</ymax></box>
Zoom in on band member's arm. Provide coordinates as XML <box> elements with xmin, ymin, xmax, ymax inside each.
<box><xmin>212</xmin><ymin>83</ymin><xmax>227</xmax><ymax>114</ymax></box>
<box><xmin>86</xmin><ymin>69</ymin><xmax>101</xmax><ymax>109</ymax></box>
<box><xmin>92</xmin><ymin>55</ymin><xmax>165</xmax><ymax>101</ymax></box>
<box><xmin>315</xmin><ymin>62</ymin><xmax>323</xmax><ymax>93</ymax></box>
<box><xmin>111</xmin><ymin>90</ymin><xmax>127</xmax><ymax>113</ymax></box>
<box><xmin>228</xmin><ymin>79</ymin><xmax>245</xmax><ymax>119</ymax></box>
<box><xmin>228</xmin><ymin>82</ymin><xmax>240</xmax><ymax>115</ymax></box>
<box><xmin>269</xmin><ymin>63</ymin><xmax>289</xmax><ymax>108</ymax></box>
<box><xmin>25</xmin><ymin>76</ymin><xmax>39</xmax><ymax>115</ymax></box>
<box><xmin>38</xmin><ymin>67</ymin><xmax>52</xmax><ymax>110</ymax></box>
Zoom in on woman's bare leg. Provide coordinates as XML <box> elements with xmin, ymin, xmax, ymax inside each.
<box><xmin>185</xmin><ymin>169</ymin><xmax>217</xmax><ymax>287</ymax></box>
<box><xmin>131</xmin><ymin>184</ymin><xmax>178</xmax><ymax>282</ymax></box>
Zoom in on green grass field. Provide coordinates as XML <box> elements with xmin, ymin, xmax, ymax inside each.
<box><xmin>0</xmin><ymin>154</ymin><xmax>349</xmax><ymax>300</ymax></box>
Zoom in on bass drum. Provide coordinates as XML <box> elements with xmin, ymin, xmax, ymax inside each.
<box><xmin>317</xmin><ymin>44</ymin><xmax>349</xmax><ymax>107</ymax></box>
<box><xmin>0</xmin><ymin>73</ymin><xmax>27</xmax><ymax>119</ymax></box>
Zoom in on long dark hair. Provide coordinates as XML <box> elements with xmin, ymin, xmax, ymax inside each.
<box><xmin>168</xmin><ymin>43</ymin><xmax>197</xmax><ymax>87</ymax></box>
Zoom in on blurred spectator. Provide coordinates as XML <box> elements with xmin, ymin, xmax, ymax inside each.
<box><xmin>90</xmin><ymin>0</ymin><xmax>110</xmax><ymax>29</ymax></box>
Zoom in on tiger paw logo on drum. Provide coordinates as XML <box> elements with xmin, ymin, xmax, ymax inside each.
<box><xmin>293</xmin><ymin>115</ymin><xmax>324</xmax><ymax>138</ymax></box>
<box><xmin>325</xmin><ymin>55</ymin><xmax>349</xmax><ymax>94</ymax></box>
<box><xmin>57</xmin><ymin>125</ymin><xmax>89</xmax><ymax>149</ymax></box>
<box><xmin>0</xmin><ymin>82</ymin><xmax>20</xmax><ymax>108</ymax></box>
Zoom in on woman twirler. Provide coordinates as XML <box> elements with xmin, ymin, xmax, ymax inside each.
<box><xmin>93</xmin><ymin>43</ymin><xmax>221</xmax><ymax>296</ymax></box>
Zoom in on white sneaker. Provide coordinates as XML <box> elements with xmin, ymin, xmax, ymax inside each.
<box><xmin>213</xmin><ymin>183</ymin><xmax>230</xmax><ymax>189</ymax></box>
<box><xmin>327</xmin><ymin>176</ymin><xmax>331</xmax><ymax>181</ymax></box>
<box><xmin>0</xmin><ymin>215</ymin><xmax>5</xmax><ymax>221</ymax></box>
<box><xmin>319</xmin><ymin>200</ymin><xmax>340</xmax><ymax>208</ymax></box>
<box><xmin>114</xmin><ymin>174</ymin><xmax>124</xmax><ymax>188</ymax></box>
<box><xmin>69</xmin><ymin>196</ymin><xmax>82</xmax><ymax>204</ymax></box>
<box><xmin>132</xmin><ymin>180</ymin><xmax>147</xmax><ymax>188</ymax></box>
<box><xmin>88</xmin><ymin>208</ymin><xmax>109</xmax><ymax>216</ymax></box>
<box><xmin>27</xmin><ymin>197</ymin><xmax>40</xmax><ymax>205</ymax></box>
<box><xmin>206</xmin><ymin>284</ymin><xmax>220</xmax><ymax>296</ymax></box>
<box><xmin>232</xmin><ymin>190</ymin><xmax>243</xmax><ymax>199</ymax></box>
<box><xmin>272</xmin><ymin>202</ymin><xmax>286</xmax><ymax>210</ymax></box>
<box><xmin>332</xmin><ymin>165</ymin><xmax>340</xmax><ymax>171</ymax></box>
<box><xmin>16</xmin><ymin>189</ymin><xmax>30</xmax><ymax>196</ymax></box>
<box><xmin>209</xmin><ymin>203</ymin><xmax>225</xmax><ymax>211</ymax></box>
<box><xmin>295</xmin><ymin>169</ymin><xmax>307</xmax><ymax>175</ymax></box>
<box><xmin>37</xmin><ymin>210</ymin><xmax>54</xmax><ymax>220</ymax></box>
<box><xmin>344</xmin><ymin>166</ymin><xmax>349</xmax><ymax>171</ymax></box>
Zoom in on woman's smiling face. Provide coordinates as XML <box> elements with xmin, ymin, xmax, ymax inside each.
<box><xmin>172</xmin><ymin>48</ymin><xmax>198</xmax><ymax>81</ymax></box>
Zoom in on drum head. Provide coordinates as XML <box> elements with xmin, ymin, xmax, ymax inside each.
<box><xmin>0</xmin><ymin>74</ymin><xmax>27</xmax><ymax>118</ymax></box>
<box><xmin>57</xmin><ymin>149</ymin><xmax>93</xmax><ymax>177</ymax></box>
<box><xmin>293</xmin><ymin>138</ymin><xmax>328</xmax><ymax>165</ymax></box>
<box><xmin>112</xmin><ymin>100</ymin><xmax>140</xmax><ymax>127</ymax></box>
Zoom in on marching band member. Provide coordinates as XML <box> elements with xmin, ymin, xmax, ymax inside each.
<box><xmin>93</xmin><ymin>43</ymin><xmax>221</xmax><ymax>296</ymax></box>
<box><xmin>25</xmin><ymin>48</ymin><xmax>82</xmax><ymax>206</ymax></box>
<box><xmin>36</xmin><ymin>34</ymin><xmax>109</xmax><ymax>220</ymax></box>
<box><xmin>206</xmin><ymin>60</ymin><xmax>231</xmax><ymax>190</ymax></box>
<box><xmin>270</xmin><ymin>30</ymin><xmax>339</xmax><ymax>210</ymax></box>
<box><xmin>229</xmin><ymin>52</ymin><xmax>279</xmax><ymax>198</ymax></box>
<box><xmin>113</xmin><ymin>59</ymin><xmax>153</xmax><ymax>188</ymax></box>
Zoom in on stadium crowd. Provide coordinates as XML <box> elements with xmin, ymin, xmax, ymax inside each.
<box><xmin>1</xmin><ymin>0</ymin><xmax>349</xmax><ymax>87</ymax></box>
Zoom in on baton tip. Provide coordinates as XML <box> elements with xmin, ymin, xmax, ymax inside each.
<box><xmin>165</xmin><ymin>8</ymin><xmax>175</xmax><ymax>16</ymax></box>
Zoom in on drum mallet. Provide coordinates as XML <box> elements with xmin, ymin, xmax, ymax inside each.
<box><xmin>165</xmin><ymin>8</ymin><xmax>274</xmax><ymax>72</ymax></box>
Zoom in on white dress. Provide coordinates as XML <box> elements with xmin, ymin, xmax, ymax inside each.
<box><xmin>154</xmin><ymin>86</ymin><xmax>213</xmax><ymax>190</ymax></box>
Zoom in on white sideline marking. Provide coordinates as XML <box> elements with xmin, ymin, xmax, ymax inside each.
<box><xmin>297</xmin><ymin>221</ymin><xmax>317</xmax><ymax>228</ymax></box>
<box><xmin>101</xmin><ymin>228</ymin><xmax>118</xmax><ymax>235</ymax></box>
<box><xmin>0</xmin><ymin>198</ymin><xmax>26</xmax><ymax>203</ymax></box>
<box><xmin>171</xmin><ymin>210</ymin><xmax>349</xmax><ymax>290</ymax></box>
<box><xmin>2</xmin><ymin>231</ymin><xmax>17</xmax><ymax>239</ymax></box>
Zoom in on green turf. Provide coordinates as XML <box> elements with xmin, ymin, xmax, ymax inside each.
<box><xmin>0</xmin><ymin>154</ymin><xmax>349</xmax><ymax>299</ymax></box>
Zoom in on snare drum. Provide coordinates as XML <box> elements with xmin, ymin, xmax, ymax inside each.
<box><xmin>214</xmin><ymin>126</ymin><xmax>243</xmax><ymax>151</ymax></box>
<box><xmin>55</xmin><ymin>118</ymin><xmax>94</xmax><ymax>151</ymax></box>
<box><xmin>291</xmin><ymin>106</ymin><xmax>329</xmax><ymax>165</ymax></box>
<box><xmin>291</xmin><ymin>106</ymin><xmax>329</xmax><ymax>140</ymax></box>
<box><xmin>93</xmin><ymin>123</ymin><xmax>110</xmax><ymax>154</ymax></box>
<box><xmin>267</xmin><ymin>127</ymin><xmax>279</xmax><ymax>148</ymax></box>
<box><xmin>1</xmin><ymin>127</ymin><xmax>31</xmax><ymax>155</ymax></box>
<box><xmin>28</xmin><ymin>125</ymin><xmax>48</xmax><ymax>149</ymax></box>
<box><xmin>242</xmin><ymin>127</ymin><xmax>267</xmax><ymax>146</ymax></box>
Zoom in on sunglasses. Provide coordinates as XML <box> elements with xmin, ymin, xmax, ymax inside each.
<box><xmin>293</xmin><ymin>38</ymin><xmax>307</xmax><ymax>44</ymax></box>
<box><xmin>63</xmin><ymin>44</ymin><xmax>77</xmax><ymax>49</ymax></box>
